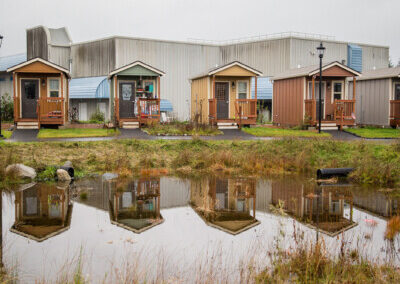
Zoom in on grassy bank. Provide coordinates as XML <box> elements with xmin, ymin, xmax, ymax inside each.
<box><xmin>345</xmin><ymin>127</ymin><xmax>400</xmax><ymax>138</ymax></box>
<box><xmin>243</xmin><ymin>127</ymin><xmax>331</xmax><ymax>138</ymax></box>
<box><xmin>142</xmin><ymin>121</ymin><xmax>222</xmax><ymax>136</ymax></box>
<box><xmin>1</xmin><ymin>130</ymin><xmax>12</xmax><ymax>139</ymax></box>
<box><xmin>37</xmin><ymin>128</ymin><xmax>120</xmax><ymax>139</ymax></box>
<box><xmin>1</xmin><ymin>139</ymin><xmax>399</xmax><ymax>187</ymax></box>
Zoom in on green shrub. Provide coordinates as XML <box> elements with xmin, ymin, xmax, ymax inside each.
<box><xmin>1</xmin><ymin>93</ymin><xmax>14</xmax><ymax>122</ymax></box>
<box><xmin>89</xmin><ymin>107</ymin><xmax>105</xmax><ymax>123</ymax></box>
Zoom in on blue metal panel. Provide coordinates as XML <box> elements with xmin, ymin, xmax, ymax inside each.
<box><xmin>251</xmin><ymin>77</ymin><xmax>273</xmax><ymax>100</ymax></box>
<box><xmin>0</xmin><ymin>53</ymin><xmax>27</xmax><ymax>71</ymax></box>
<box><xmin>347</xmin><ymin>44</ymin><xmax>362</xmax><ymax>73</ymax></box>
<box><xmin>160</xmin><ymin>99</ymin><xmax>173</xmax><ymax>112</ymax></box>
<box><xmin>69</xmin><ymin>76</ymin><xmax>110</xmax><ymax>99</ymax></box>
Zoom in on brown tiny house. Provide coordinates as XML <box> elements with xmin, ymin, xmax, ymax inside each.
<box><xmin>272</xmin><ymin>61</ymin><xmax>361</xmax><ymax>129</ymax></box>
<box><xmin>190</xmin><ymin>61</ymin><xmax>263</xmax><ymax>128</ymax></box>
<box><xmin>108</xmin><ymin>61</ymin><xmax>165</xmax><ymax>128</ymax></box>
<box><xmin>7</xmin><ymin>58</ymin><xmax>70</xmax><ymax>129</ymax></box>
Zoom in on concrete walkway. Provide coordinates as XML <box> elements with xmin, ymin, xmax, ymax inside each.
<box><xmin>4</xmin><ymin>128</ymin><xmax>398</xmax><ymax>144</ymax></box>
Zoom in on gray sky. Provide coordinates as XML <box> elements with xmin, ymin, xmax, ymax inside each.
<box><xmin>1</xmin><ymin>0</ymin><xmax>399</xmax><ymax>64</ymax></box>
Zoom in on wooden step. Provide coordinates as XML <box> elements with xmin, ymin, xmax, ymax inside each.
<box><xmin>17</xmin><ymin>122</ymin><xmax>39</xmax><ymax>129</ymax></box>
<box><xmin>122</xmin><ymin>121</ymin><xmax>140</xmax><ymax>129</ymax></box>
<box><xmin>217</xmin><ymin>122</ymin><xmax>238</xmax><ymax>130</ymax></box>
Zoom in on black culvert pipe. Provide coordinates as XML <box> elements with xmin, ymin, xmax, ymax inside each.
<box><xmin>316</xmin><ymin>168</ymin><xmax>353</xmax><ymax>179</ymax></box>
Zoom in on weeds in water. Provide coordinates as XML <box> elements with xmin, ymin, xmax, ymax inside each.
<box><xmin>385</xmin><ymin>216</ymin><xmax>400</xmax><ymax>241</ymax></box>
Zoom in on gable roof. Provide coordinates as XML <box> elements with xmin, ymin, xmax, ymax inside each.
<box><xmin>108</xmin><ymin>61</ymin><xmax>165</xmax><ymax>78</ymax></box>
<box><xmin>355</xmin><ymin>66</ymin><xmax>400</xmax><ymax>81</ymax></box>
<box><xmin>272</xmin><ymin>61</ymin><xmax>361</xmax><ymax>81</ymax></box>
<box><xmin>191</xmin><ymin>61</ymin><xmax>263</xmax><ymax>80</ymax></box>
<box><xmin>7</xmin><ymin>57</ymin><xmax>70</xmax><ymax>77</ymax></box>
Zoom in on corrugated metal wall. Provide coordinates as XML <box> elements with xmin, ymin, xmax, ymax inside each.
<box><xmin>349</xmin><ymin>79</ymin><xmax>391</xmax><ymax>126</ymax></box>
<box><xmin>48</xmin><ymin>46</ymin><xmax>70</xmax><ymax>70</ymax></box>
<box><xmin>160</xmin><ymin>177</ymin><xmax>190</xmax><ymax>209</ymax></box>
<box><xmin>27</xmin><ymin>27</ymin><xmax>49</xmax><ymax>60</ymax></box>
<box><xmin>69</xmin><ymin>98</ymin><xmax>110</xmax><ymax>120</ymax></box>
<box><xmin>114</xmin><ymin>38</ymin><xmax>220</xmax><ymax>120</ymax></box>
<box><xmin>220</xmin><ymin>38</ymin><xmax>291</xmax><ymax>76</ymax></box>
<box><xmin>359</xmin><ymin>44</ymin><xmax>389</xmax><ymax>71</ymax></box>
<box><xmin>71</xmin><ymin>38</ymin><xmax>116</xmax><ymax>78</ymax></box>
<box><xmin>290</xmin><ymin>38</ymin><xmax>347</xmax><ymax>69</ymax></box>
<box><xmin>0</xmin><ymin>73</ymin><xmax>13</xmax><ymax>100</ymax></box>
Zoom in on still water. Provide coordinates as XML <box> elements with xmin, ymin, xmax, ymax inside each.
<box><xmin>1</xmin><ymin>175</ymin><xmax>399</xmax><ymax>282</ymax></box>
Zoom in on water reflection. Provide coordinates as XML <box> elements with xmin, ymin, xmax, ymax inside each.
<box><xmin>10</xmin><ymin>182</ymin><xmax>73</xmax><ymax>242</ymax></box>
<box><xmin>190</xmin><ymin>177</ymin><xmax>260</xmax><ymax>235</ymax></box>
<box><xmin>108</xmin><ymin>177</ymin><xmax>163</xmax><ymax>233</ymax></box>
<box><xmin>271</xmin><ymin>179</ymin><xmax>356</xmax><ymax>236</ymax></box>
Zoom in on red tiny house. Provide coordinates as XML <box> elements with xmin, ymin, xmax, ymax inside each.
<box><xmin>272</xmin><ymin>61</ymin><xmax>360</xmax><ymax>128</ymax></box>
<box><xmin>7</xmin><ymin>58</ymin><xmax>70</xmax><ymax>129</ymax></box>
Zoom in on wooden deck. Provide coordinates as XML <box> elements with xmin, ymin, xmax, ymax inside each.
<box><xmin>209</xmin><ymin>98</ymin><xmax>257</xmax><ymax>127</ymax></box>
<box><xmin>117</xmin><ymin>98</ymin><xmax>160</xmax><ymax>127</ymax></box>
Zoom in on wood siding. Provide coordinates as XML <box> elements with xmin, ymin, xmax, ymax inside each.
<box><xmin>349</xmin><ymin>79</ymin><xmax>391</xmax><ymax>126</ymax></box>
<box><xmin>214</xmin><ymin>65</ymin><xmax>257</xmax><ymax>77</ymax></box>
<box><xmin>273</xmin><ymin>77</ymin><xmax>305</xmax><ymax>126</ymax></box>
<box><xmin>191</xmin><ymin>77</ymin><xmax>209</xmax><ymax>123</ymax></box>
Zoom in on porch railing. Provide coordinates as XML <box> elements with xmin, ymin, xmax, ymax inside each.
<box><xmin>234</xmin><ymin>99</ymin><xmax>257</xmax><ymax>126</ymax></box>
<box><xmin>390</xmin><ymin>100</ymin><xmax>400</xmax><ymax>120</ymax></box>
<box><xmin>304</xmin><ymin>99</ymin><xmax>316</xmax><ymax>125</ymax></box>
<box><xmin>209</xmin><ymin>98</ymin><xmax>216</xmax><ymax>124</ymax></box>
<box><xmin>38</xmin><ymin>97</ymin><xmax>64</xmax><ymax>123</ymax></box>
<box><xmin>138</xmin><ymin>98</ymin><xmax>160</xmax><ymax>122</ymax></box>
<box><xmin>334</xmin><ymin>100</ymin><xmax>355</xmax><ymax>121</ymax></box>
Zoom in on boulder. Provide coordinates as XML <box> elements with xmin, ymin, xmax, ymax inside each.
<box><xmin>5</xmin><ymin>164</ymin><xmax>36</xmax><ymax>179</ymax></box>
<box><xmin>57</xmin><ymin>169</ymin><xmax>71</xmax><ymax>182</ymax></box>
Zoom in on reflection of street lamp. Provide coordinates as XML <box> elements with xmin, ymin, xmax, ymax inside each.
<box><xmin>0</xmin><ymin>34</ymin><xmax>4</xmax><ymax>138</ymax></box>
<box><xmin>316</xmin><ymin>42</ymin><xmax>325</xmax><ymax>133</ymax></box>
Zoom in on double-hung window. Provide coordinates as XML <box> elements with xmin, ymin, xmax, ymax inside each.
<box><xmin>48</xmin><ymin>78</ymin><xmax>60</xmax><ymax>97</ymax></box>
<box><xmin>332</xmin><ymin>82</ymin><xmax>343</xmax><ymax>102</ymax></box>
<box><xmin>237</xmin><ymin>81</ymin><xmax>248</xmax><ymax>99</ymax></box>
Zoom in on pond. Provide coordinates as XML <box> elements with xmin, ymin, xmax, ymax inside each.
<box><xmin>1</xmin><ymin>175</ymin><xmax>399</xmax><ymax>282</ymax></box>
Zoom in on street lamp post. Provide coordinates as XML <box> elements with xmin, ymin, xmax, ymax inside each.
<box><xmin>316</xmin><ymin>42</ymin><xmax>325</xmax><ymax>133</ymax></box>
<box><xmin>0</xmin><ymin>34</ymin><xmax>3</xmax><ymax>138</ymax></box>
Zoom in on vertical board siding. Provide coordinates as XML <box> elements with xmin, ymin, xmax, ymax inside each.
<box><xmin>191</xmin><ymin>77</ymin><xmax>209</xmax><ymax>123</ymax></box>
<box><xmin>273</xmin><ymin>77</ymin><xmax>304</xmax><ymax>126</ymax></box>
<box><xmin>48</xmin><ymin>46</ymin><xmax>70</xmax><ymax>70</ymax></box>
<box><xmin>360</xmin><ymin>45</ymin><xmax>390</xmax><ymax>71</ymax></box>
<box><xmin>350</xmin><ymin>79</ymin><xmax>390</xmax><ymax>126</ymax></box>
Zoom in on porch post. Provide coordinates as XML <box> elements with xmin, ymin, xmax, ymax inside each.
<box><xmin>213</xmin><ymin>75</ymin><xmax>216</xmax><ymax>122</ymax></box>
<box><xmin>60</xmin><ymin>73</ymin><xmax>64</xmax><ymax>123</ymax></box>
<box><xmin>352</xmin><ymin>77</ymin><xmax>356</xmax><ymax>115</ymax></box>
<box><xmin>312</xmin><ymin>76</ymin><xmax>315</xmax><ymax>100</ymax></box>
<box><xmin>13</xmin><ymin>72</ymin><xmax>17</xmax><ymax>122</ymax></box>
<box><xmin>255</xmin><ymin>77</ymin><xmax>257</xmax><ymax>100</ymax></box>
<box><xmin>114</xmin><ymin>76</ymin><xmax>119</xmax><ymax>123</ymax></box>
<box><xmin>157</xmin><ymin>76</ymin><xmax>161</xmax><ymax>99</ymax></box>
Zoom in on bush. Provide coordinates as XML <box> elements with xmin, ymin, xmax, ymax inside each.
<box><xmin>1</xmin><ymin>93</ymin><xmax>14</xmax><ymax>122</ymax></box>
<box><xmin>89</xmin><ymin>107</ymin><xmax>105</xmax><ymax>123</ymax></box>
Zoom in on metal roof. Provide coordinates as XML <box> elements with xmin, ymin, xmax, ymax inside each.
<box><xmin>160</xmin><ymin>99</ymin><xmax>173</xmax><ymax>112</ymax></box>
<box><xmin>356</xmin><ymin>66</ymin><xmax>400</xmax><ymax>81</ymax></box>
<box><xmin>69</xmin><ymin>76</ymin><xmax>110</xmax><ymax>99</ymax></box>
<box><xmin>0</xmin><ymin>53</ymin><xmax>27</xmax><ymax>72</ymax></box>
<box><xmin>251</xmin><ymin>77</ymin><xmax>273</xmax><ymax>100</ymax></box>
<box><xmin>272</xmin><ymin>61</ymin><xmax>360</xmax><ymax>81</ymax></box>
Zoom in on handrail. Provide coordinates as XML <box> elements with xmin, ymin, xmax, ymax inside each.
<box><xmin>334</xmin><ymin>99</ymin><xmax>356</xmax><ymax>130</ymax></box>
<box><xmin>138</xmin><ymin>98</ymin><xmax>160</xmax><ymax>123</ymax></box>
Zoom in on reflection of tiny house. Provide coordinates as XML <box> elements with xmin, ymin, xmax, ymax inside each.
<box><xmin>272</xmin><ymin>61</ymin><xmax>360</xmax><ymax>129</ymax></box>
<box><xmin>10</xmin><ymin>183</ymin><xmax>72</xmax><ymax>242</ymax></box>
<box><xmin>7</xmin><ymin>58</ymin><xmax>70</xmax><ymax>129</ymax></box>
<box><xmin>348</xmin><ymin>67</ymin><xmax>400</xmax><ymax>127</ymax></box>
<box><xmin>190</xmin><ymin>61</ymin><xmax>263</xmax><ymax>128</ymax></box>
<box><xmin>108</xmin><ymin>61</ymin><xmax>165</xmax><ymax>128</ymax></box>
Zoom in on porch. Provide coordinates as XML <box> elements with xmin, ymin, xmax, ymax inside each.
<box><xmin>116</xmin><ymin>98</ymin><xmax>161</xmax><ymax>127</ymax></box>
<box><xmin>208</xmin><ymin>98</ymin><xmax>257</xmax><ymax>127</ymax></box>
<box><xmin>390</xmin><ymin>100</ymin><xmax>400</xmax><ymax>127</ymax></box>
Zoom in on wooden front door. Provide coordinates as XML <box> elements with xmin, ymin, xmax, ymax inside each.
<box><xmin>215</xmin><ymin>82</ymin><xmax>229</xmax><ymax>119</ymax></box>
<box><xmin>21</xmin><ymin>79</ymin><xmax>39</xmax><ymax>119</ymax></box>
<box><xmin>119</xmin><ymin>82</ymin><xmax>136</xmax><ymax>118</ymax></box>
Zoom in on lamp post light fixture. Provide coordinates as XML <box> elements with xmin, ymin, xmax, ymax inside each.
<box><xmin>0</xmin><ymin>34</ymin><xmax>3</xmax><ymax>138</ymax></box>
<box><xmin>316</xmin><ymin>42</ymin><xmax>325</xmax><ymax>133</ymax></box>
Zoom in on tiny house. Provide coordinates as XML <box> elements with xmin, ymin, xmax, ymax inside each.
<box><xmin>108</xmin><ymin>61</ymin><xmax>165</xmax><ymax>128</ymax></box>
<box><xmin>7</xmin><ymin>58</ymin><xmax>70</xmax><ymax>129</ymax></box>
<box><xmin>349</xmin><ymin>67</ymin><xmax>400</xmax><ymax>127</ymax></box>
<box><xmin>272</xmin><ymin>61</ymin><xmax>361</xmax><ymax>129</ymax></box>
<box><xmin>190</xmin><ymin>61</ymin><xmax>263</xmax><ymax>128</ymax></box>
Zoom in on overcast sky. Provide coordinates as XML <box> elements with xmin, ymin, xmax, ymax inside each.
<box><xmin>1</xmin><ymin>0</ymin><xmax>399</xmax><ymax>64</ymax></box>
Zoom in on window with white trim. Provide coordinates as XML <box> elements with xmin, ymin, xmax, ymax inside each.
<box><xmin>307</xmin><ymin>81</ymin><xmax>325</xmax><ymax>100</ymax></box>
<box><xmin>237</xmin><ymin>81</ymin><xmax>248</xmax><ymax>99</ymax></box>
<box><xmin>332</xmin><ymin>82</ymin><xmax>343</xmax><ymax>102</ymax></box>
<box><xmin>48</xmin><ymin>78</ymin><xmax>60</xmax><ymax>97</ymax></box>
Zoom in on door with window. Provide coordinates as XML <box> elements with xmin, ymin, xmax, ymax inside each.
<box><xmin>21</xmin><ymin>79</ymin><xmax>39</xmax><ymax>118</ymax></box>
<box><xmin>395</xmin><ymin>83</ymin><xmax>400</xmax><ymax>100</ymax></box>
<box><xmin>215</xmin><ymin>82</ymin><xmax>229</xmax><ymax>119</ymax></box>
<box><xmin>119</xmin><ymin>82</ymin><xmax>136</xmax><ymax>118</ymax></box>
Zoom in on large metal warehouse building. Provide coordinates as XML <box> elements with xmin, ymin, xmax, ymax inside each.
<box><xmin>1</xmin><ymin>26</ymin><xmax>390</xmax><ymax>121</ymax></box>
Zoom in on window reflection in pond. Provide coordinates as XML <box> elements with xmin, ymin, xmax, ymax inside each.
<box><xmin>190</xmin><ymin>177</ymin><xmax>260</xmax><ymax>235</ymax></box>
